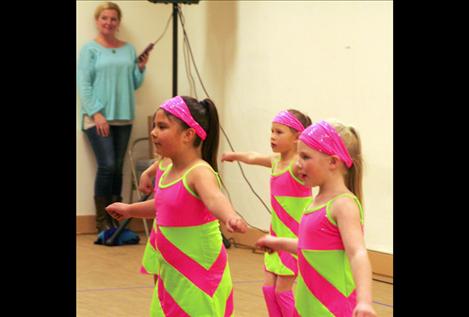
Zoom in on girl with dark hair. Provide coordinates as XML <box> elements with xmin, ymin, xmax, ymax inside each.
<box><xmin>106</xmin><ymin>96</ymin><xmax>247</xmax><ymax>316</ymax></box>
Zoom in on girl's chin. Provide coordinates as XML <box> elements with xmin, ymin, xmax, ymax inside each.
<box><xmin>300</xmin><ymin>177</ymin><xmax>313</xmax><ymax>187</ymax></box>
<box><xmin>153</xmin><ymin>145</ymin><xmax>165</xmax><ymax>156</ymax></box>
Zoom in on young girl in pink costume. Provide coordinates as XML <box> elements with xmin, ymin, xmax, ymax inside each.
<box><xmin>137</xmin><ymin>111</ymin><xmax>171</xmax><ymax>286</ymax></box>
<box><xmin>222</xmin><ymin>109</ymin><xmax>312</xmax><ymax>317</ymax></box>
<box><xmin>107</xmin><ymin>96</ymin><xmax>247</xmax><ymax>316</ymax></box>
<box><xmin>256</xmin><ymin>120</ymin><xmax>376</xmax><ymax>317</ymax></box>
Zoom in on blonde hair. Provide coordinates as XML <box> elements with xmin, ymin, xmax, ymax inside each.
<box><xmin>329</xmin><ymin>120</ymin><xmax>363</xmax><ymax>204</ymax></box>
<box><xmin>94</xmin><ymin>2</ymin><xmax>122</xmax><ymax>21</ymax></box>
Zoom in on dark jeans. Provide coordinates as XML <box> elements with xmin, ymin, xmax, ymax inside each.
<box><xmin>84</xmin><ymin>125</ymin><xmax>132</xmax><ymax>197</ymax></box>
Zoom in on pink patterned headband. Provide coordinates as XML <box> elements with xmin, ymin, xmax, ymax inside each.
<box><xmin>160</xmin><ymin>96</ymin><xmax>207</xmax><ymax>141</ymax></box>
<box><xmin>299</xmin><ymin>120</ymin><xmax>353</xmax><ymax>168</ymax></box>
<box><xmin>272</xmin><ymin>110</ymin><xmax>305</xmax><ymax>132</ymax></box>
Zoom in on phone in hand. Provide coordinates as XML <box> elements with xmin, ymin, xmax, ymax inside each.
<box><xmin>137</xmin><ymin>43</ymin><xmax>154</xmax><ymax>62</ymax></box>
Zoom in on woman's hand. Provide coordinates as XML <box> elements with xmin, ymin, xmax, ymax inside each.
<box><xmin>92</xmin><ymin>112</ymin><xmax>109</xmax><ymax>137</ymax></box>
<box><xmin>137</xmin><ymin>49</ymin><xmax>151</xmax><ymax>71</ymax></box>
<box><xmin>106</xmin><ymin>202</ymin><xmax>131</xmax><ymax>221</ymax></box>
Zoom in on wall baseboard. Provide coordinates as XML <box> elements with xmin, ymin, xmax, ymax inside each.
<box><xmin>76</xmin><ymin>216</ymin><xmax>392</xmax><ymax>281</ymax></box>
<box><xmin>367</xmin><ymin>249</ymin><xmax>393</xmax><ymax>279</ymax></box>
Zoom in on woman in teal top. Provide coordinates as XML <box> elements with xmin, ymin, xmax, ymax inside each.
<box><xmin>77</xmin><ymin>1</ymin><xmax>152</xmax><ymax>234</ymax></box>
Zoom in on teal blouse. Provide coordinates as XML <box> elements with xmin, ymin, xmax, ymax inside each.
<box><xmin>77</xmin><ymin>40</ymin><xmax>145</xmax><ymax>129</ymax></box>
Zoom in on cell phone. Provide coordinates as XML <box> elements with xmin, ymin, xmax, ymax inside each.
<box><xmin>137</xmin><ymin>43</ymin><xmax>154</xmax><ymax>62</ymax></box>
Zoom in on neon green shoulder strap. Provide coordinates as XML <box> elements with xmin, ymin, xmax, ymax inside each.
<box><xmin>182</xmin><ymin>163</ymin><xmax>221</xmax><ymax>198</ymax></box>
<box><xmin>326</xmin><ymin>193</ymin><xmax>364</xmax><ymax>226</ymax></box>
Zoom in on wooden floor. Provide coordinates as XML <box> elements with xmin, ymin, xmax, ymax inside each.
<box><xmin>77</xmin><ymin>234</ymin><xmax>393</xmax><ymax>316</ymax></box>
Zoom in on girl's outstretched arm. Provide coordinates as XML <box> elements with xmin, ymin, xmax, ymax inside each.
<box><xmin>221</xmin><ymin>151</ymin><xmax>273</xmax><ymax>168</ymax></box>
<box><xmin>255</xmin><ymin>235</ymin><xmax>298</xmax><ymax>254</ymax></box>
<box><xmin>332</xmin><ymin>198</ymin><xmax>376</xmax><ymax>317</ymax></box>
<box><xmin>106</xmin><ymin>199</ymin><xmax>156</xmax><ymax>221</ymax></box>
<box><xmin>189</xmin><ymin>166</ymin><xmax>247</xmax><ymax>233</ymax></box>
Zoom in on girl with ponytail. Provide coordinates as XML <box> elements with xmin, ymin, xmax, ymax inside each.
<box><xmin>256</xmin><ymin>119</ymin><xmax>376</xmax><ymax>317</ymax></box>
<box><xmin>222</xmin><ymin>109</ymin><xmax>313</xmax><ymax>317</ymax></box>
<box><xmin>106</xmin><ymin>96</ymin><xmax>247</xmax><ymax>316</ymax></box>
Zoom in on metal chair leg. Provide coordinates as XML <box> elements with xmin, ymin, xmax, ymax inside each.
<box><xmin>142</xmin><ymin>219</ymin><xmax>150</xmax><ymax>238</ymax></box>
<box><xmin>128</xmin><ymin>137</ymin><xmax>153</xmax><ymax>239</ymax></box>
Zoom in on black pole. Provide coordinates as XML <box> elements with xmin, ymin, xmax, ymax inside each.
<box><xmin>172</xmin><ymin>4</ymin><xmax>178</xmax><ymax>97</ymax></box>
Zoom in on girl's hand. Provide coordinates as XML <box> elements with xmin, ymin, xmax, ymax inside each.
<box><xmin>93</xmin><ymin>112</ymin><xmax>109</xmax><ymax>137</ymax></box>
<box><xmin>106</xmin><ymin>203</ymin><xmax>131</xmax><ymax>221</ymax></box>
<box><xmin>225</xmin><ymin>216</ymin><xmax>247</xmax><ymax>233</ymax></box>
<box><xmin>255</xmin><ymin>235</ymin><xmax>277</xmax><ymax>253</ymax></box>
<box><xmin>353</xmin><ymin>302</ymin><xmax>377</xmax><ymax>317</ymax></box>
<box><xmin>221</xmin><ymin>152</ymin><xmax>235</xmax><ymax>162</ymax></box>
<box><xmin>138</xmin><ymin>170</ymin><xmax>154</xmax><ymax>194</ymax></box>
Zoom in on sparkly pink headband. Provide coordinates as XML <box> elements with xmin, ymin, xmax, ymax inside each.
<box><xmin>272</xmin><ymin>110</ymin><xmax>305</xmax><ymax>132</ymax></box>
<box><xmin>299</xmin><ymin>120</ymin><xmax>353</xmax><ymax>168</ymax></box>
<box><xmin>160</xmin><ymin>96</ymin><xmax>207</xmax><ymax>141</ymax></box>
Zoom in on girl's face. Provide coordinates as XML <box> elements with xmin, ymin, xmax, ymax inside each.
<box><xmin>95</xmin><ymin>9</ymin><xmax>120</xmax><ymax>36</ymax></box>
<box><xmin>151</xmin><ymin>109</ymin><xmax>184</xmax><ymax>157</ymax></box>
<box><xmin>296</xmin><ymin>141</ymin><xmax>331</xmax><ymax>187</ymax></box>
<box><xmin>270</xmin><ymin>123</ymin><xmax>298</xmax><ymax>153</ymax></box>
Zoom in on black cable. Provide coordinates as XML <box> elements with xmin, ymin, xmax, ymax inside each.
<box><xmin>177</xmin><ymin>7</ymin><xmax>269</xmax><ymax>235</ymax></box>
<box><xmin>183</xmin><ymin>40</ymin><xmax>197</xmax><ymax>98</ymax></box>
<box><xmin>177</xmin><ymin>8</ymin><xmax>272</xmax><ymax>223</ymax></box>
<box><xmin>183</xmin><ymin>29</ymin><xmax>198</xmax><ymax>97</ymax></box>
<box><xmin>152</xmin><ymin>12</ymin><xmax>173</xmax><ymax>46</ymax></box>
<box><xmin>180</xmin><ymin>11</ymin><xmax>198</xmax><ymax>99</ymax></box>
<box><xmin>137</xmin><ymin>12</ymin><xmax>173</xmax><ymax>62</ymax></box>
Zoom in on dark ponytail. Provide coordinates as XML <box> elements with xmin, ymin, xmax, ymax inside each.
<box><xmin>287</xmin><ymin>109</ymin><xmax>312</xmax><ymax>131</ymax></box>
<box><xmin>181</xmin><ymin>96</ymin><xmax>220</xmax><ymax>172</ymax></box>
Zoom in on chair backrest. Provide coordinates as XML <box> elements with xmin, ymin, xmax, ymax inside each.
<box><xmin>148</xmin><ymin>115</ymin><xmax>155</xmax><ymax>159</ymax></box>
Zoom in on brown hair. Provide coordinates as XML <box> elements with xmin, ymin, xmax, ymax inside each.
<box><xmin>94</xmin><ymin>2</ymin><xmax>122</xmax><ymax>21</ymax></box>
<box><xmin>164</xmin><ymin>96</ymin><xmax>220</xmax><ymax>172</ymax></box>
<box><xmin>287</xmin><ymin>109</ymin><xmax>312</xmax><ymax>132</ymax></box>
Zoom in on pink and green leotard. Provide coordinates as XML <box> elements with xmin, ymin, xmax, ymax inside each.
<box><xmin>138</xmin><ymin>160</ymin><xmax>168</xmax><ymax>316</ymax></box>
<box><xmin>265</xmin><ymin>158</ymin><xmax>312</xmax><ymax>276</ymax></box>
<box><xmin>140</xmin><ymin>160</ymin><xmax>169</xmax><ymax>277</ymax></box>
<box><xmin>153</xmin><ymin>163</ymin><xmax>234</xmax><ymax>316</ymax></box>
<box><xmin>294</xmin><ymin>193</ymin><xmax>364</xmax><ymax>317</ymax></box>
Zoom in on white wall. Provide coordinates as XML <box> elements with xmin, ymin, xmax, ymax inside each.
<box><xmin>77</xmin><ymin>1</ymin><xmax>392</xmax><ymax>254</ymax></box>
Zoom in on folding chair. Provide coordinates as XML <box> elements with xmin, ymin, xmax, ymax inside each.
<box><xmin>127</xmin><ymin>136</ymin><xmax>157</xmax><ymax>238</ymax></box>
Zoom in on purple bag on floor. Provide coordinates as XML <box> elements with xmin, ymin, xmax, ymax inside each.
<box><xmin>94</xmin><ymin>228</ymin><xmax>140</xmax><ymax>246</ymax></box>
